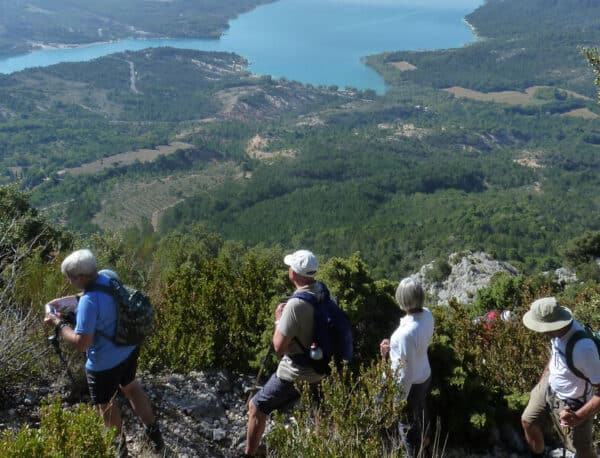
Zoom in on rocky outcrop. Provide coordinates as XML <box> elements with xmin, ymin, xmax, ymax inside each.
<box><xmin>414</xmin><ymin>251</ymin><xmax>579</xmax><ymax>307</ymax></box>
<box><xmin>413</xmin><ymin>251</ymin><xmax>520</xmax><ymax>306</ymax></box>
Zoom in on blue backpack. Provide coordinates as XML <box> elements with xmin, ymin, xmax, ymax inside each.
<box><xmin>290</xmin><ymin>282</ymin><xmax>353</xmax><ymax>374</ymax></box>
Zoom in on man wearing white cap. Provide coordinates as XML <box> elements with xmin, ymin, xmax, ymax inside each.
<box><xmin>521</xmin><ymin>297</ymin><xmax>600</xmax><ymax>458</ymax></box>
<box><xmin>240</xmin><ymin>249</ymin><xmax>326</xmax><ymax>458</ymax></box>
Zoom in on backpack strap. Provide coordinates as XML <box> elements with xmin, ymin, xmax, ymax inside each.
<box><xmin>86</xmin><ymin>283</ymin><xmax>116</xmax><ymax>297</ymax></box>
<box><xmin>565</xmin><ymin>330</ymin><xmax>595</xmax><ymax>381</ymax></box>
<box><xmin>286</xmin><ymin>289</ymin><xmax>327</xmax><ymax>369</ymax></box>
<box><xmin>291</xmin><ymin>291</ymin><xmax>319</xmax><ymax>307</ymax></box>
<box><xmin>288</xmin><ymin>290</ymin><xmax>319</xmax><ymax>354</ymax></box>
<box><xmin>84</xmin><ymin>282</ymin><xmax>119</xmax><ymax>343</ymax></box>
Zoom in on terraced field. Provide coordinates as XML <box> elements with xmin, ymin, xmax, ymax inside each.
<box><xmin>59</xmin><ymin>142</ymin><xmax>195</xmax><ymax>176</ymax></box>
<box><xmin>91</xmin><ymin>162</ymin><xmax>239</xmax><ymax>231</ymax></box>
<box><xmin>443</xmin><ymin>85</ymin><xmax>592</xmax><ymax>106</ymax></box>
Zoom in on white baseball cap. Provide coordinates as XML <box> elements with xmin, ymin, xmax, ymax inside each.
<box><xmin>284</xmin><ymin>250</ymin><xmax>318</xmax><ymax>277</ymax></box>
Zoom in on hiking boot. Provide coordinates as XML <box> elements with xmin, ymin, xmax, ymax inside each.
<box><xmin>144</xmin><ymin>422</ymin><xmax>165</xmax><ymax>453</ymax></box>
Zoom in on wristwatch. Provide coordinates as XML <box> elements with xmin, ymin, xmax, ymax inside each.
<box><xmin>56</xmin><ymin>320</ymin><xmax>70</xmax><ymax>333</ymax></box>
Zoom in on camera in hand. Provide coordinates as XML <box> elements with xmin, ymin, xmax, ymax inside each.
<box><xmin>45</xmin><ymin>296</ymin><xmax>78</xmax><ymax>326</ymax></box>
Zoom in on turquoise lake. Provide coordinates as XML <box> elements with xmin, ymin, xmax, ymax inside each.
<box><xmin>0</xmin><ymin>0</ymin><xmax>483</xmax><ymax>93</ymax></box>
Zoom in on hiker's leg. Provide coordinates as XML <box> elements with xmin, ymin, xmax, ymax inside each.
<box><xmin>118</xmin><ymin>347</ymin><xmax>163</xmax><ymax>452</ymax></box>
<box><xmin>246</xmin><ymin>373</ymin><xmax>301</xmax><ymax>455</ymax></box>
<box><xmin>118</xmin><ymin>347</ymin><xmax>155</xmax><ymax>425</ymax></box>
<box><xmin>121</xmin><ymin>380</ymin><xmax>155</xmax><ymax>425</ymax></box>
<box><xmin>87</xmin><ymin>366</ymin><xmax>122</xmax><ymax>431</ymax></box>
<box><xmin>122</xmin><ymin>380</ymin><xmax>164</xmax><ymax>452</ymax></box>
<box><xmin>97</xmin><ymin>399</ymin><xmax>123</xmax><ymax>433</ymax></box>
<box><xmin>521</xmin><ymin>419</ymin><xmax>544</xmax><ymax>454</ymax></box>
<box><xmin>522</xmin><ymin>375</ymin><xmax>550</xmax><ymax>454</ymax></box>
<box><xmin>401</xmin><ymin>377</ymin><xmax>432</xmax><ymax>458</ymax></box>
<box><xmin>246</xmin><ymin>399</ymin><xmax>268</xmax><ymax>456</ymax></box>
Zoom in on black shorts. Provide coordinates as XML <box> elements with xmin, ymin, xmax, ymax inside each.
<box><xmin>86</xmin><ymin>347</ymin><xmax>139</xmax><ymax>405</ymax></box>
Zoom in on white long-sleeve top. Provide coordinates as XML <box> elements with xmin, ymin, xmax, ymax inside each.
<box><xmin>390</xmin><ymin>307</ymin><xmax>434</xmax><ymax>399</ymax></box>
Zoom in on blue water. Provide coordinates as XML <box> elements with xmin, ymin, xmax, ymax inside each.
<box><xmin>0</xmin><ymin>0</ymin><xmax>482</xmax><ymax>93</ymax></box>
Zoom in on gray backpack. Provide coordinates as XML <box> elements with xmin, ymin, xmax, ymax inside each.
<box><xmin>87</xmin><ymin>279</ymin><xmax>154</xmax><ymax>346</ymax></box>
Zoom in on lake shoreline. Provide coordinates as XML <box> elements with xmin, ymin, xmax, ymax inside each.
<box><xmin>0</xmin><ymin>0</ymin><xmax>482</xmax><ymax>92</ymax></box>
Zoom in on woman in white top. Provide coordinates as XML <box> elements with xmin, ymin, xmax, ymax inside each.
<box><xmin>380</xmin><ymin>277</ymin><xmax>435</xmax><ymax>458</ymax></box>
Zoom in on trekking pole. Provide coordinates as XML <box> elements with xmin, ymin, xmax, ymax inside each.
<box><xmin>44</xmin><ymin>303</ymin><xmax>76</xmax><ymax>385</ymax></box>
<box><xmin>247</xmin><ymin>344</ymin><xmax>273</xmax><ymax>404</ymax></box>
<box><xmin>47</xmin><ymin>326</ymin><xmax>76</xmax><ymax>385</ymax></box>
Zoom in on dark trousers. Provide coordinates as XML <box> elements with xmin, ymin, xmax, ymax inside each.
<box><xmin>399</xmin><ymin>376</ymin><xmax>432</xmax><ymax>458</ymax></box>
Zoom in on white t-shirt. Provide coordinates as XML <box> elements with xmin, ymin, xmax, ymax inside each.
<box><xmin>389</xmin><ymin>307</ymin><xmax>434</xmax><ymax>399</ymax></box>
<box><xmin>549</xmin><ymin>320</ymin><xmax>600</xmax><ymax>401</ymax></box>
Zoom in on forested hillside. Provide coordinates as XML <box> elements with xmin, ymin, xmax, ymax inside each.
<box><xmin>0</xmin><ymin>0</ymin><xmax>273</xmax><ymax>57</ymax></box>
<box><xmin>2</xmin><ymin>0</ymin><xmax>600</xmax><ymax>280</ymax></box>
<box><xmin>5</xmin><ymin>0</ymin><xmax>600</xmax><ymax>455</ymax></box>
<box><xmin>369</xmin><ymin>0</ymin><xmax>599</xmax><ymax>95</ymax></box>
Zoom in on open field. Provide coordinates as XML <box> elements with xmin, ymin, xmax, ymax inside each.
<box><xmin>444</xmin><ymin>85</ymin><xmax>593</xmax><ymax>109</ymax></box>
<box><xmin>59</xmin><ymin>141</ymin><xmax>194</xmax><ymax>176</ymax></box>
<box><xmin>389</xmin><ymin>61</ymin><xmax>417</xmax><ymax>72</ymax></box>
<box><xmin>91</xmin><ymin>162</ymin><xmax>238</xmax><ymax>231</ymax></box>
<box><xmin>562</xmin><ymin>108</ymin><xmax>599</xmax><ymax>119</ymax></box>
<box><xmin>246</xmin><ymin>134</ymin><xmax>295</xmax><ymax>161</ymax></box>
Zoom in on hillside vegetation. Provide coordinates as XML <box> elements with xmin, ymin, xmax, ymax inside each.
<box><xmin>5</xmin><ymin>185</ymin><xmax>600</xmax><ymax>455</ymax></box>
<box><xmin>5</xmin><ymin>0</ymin><xmax>600</xmax><ymax>455</ymax></box>
<box><xmin>2</xmin><ymin>0</ymin><xmax>600</xmax><ymax>279</ymax></box>
<box><xmin>0</xmin><ymin>0</ymin><xmax>273</xmax><ymax>57</ymax></box>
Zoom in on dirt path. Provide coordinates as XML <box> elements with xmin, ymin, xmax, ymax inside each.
<box><xmin>126</xmin><ymin>60</ymin><xmax>139</xmax><ymax>94</ymax></box>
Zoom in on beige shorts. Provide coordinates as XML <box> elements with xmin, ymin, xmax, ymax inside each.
<box><xmin>522</xmin><ymin>371</ymin><xmax>595</xmax><ymax>458</ymax></box>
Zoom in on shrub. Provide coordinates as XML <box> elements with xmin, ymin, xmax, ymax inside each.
<box><xmin>424</xmin><ymin>258</ymin><xmax>452</xmax><ymax>285</ymax></box>
<box><xmin>0</xmin><ymin>397</ymin><xmax>115</xmax><ymax>457</ymax></box>
<box><xmin>142</xmin><ymin>243</ymin><xmax>284</xmax><ymax>373</ymax></box>
<box><xmin>428</xmin><ymin>298</ymin><xmax>549</xmax><ymax>449</ymax></box>
<box><xmin>471</xmin><ymin>272</ymin><xmax>556</xmax><ymax>318</ymax></box>
<box><xmin>0</xmin><ymin>303</ymin><xmax>46</xmax><ymax>401</ymax></box>
<box><xmin>318</xmin><ymin>253</ymin><xmax>399</xmax><ymax>369</ymax></box>
<box><xmin>267</xmin><ymin>361</ymin><xmax>410</xmax><ymax>457</ymax></box>
<box><xmin>564</xmin><ymin>231</ymin><xmax>600</xmax><ymax>267</ymax></box>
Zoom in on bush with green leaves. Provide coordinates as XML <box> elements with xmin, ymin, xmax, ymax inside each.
<box><xmin>424</xmin><ymin>257</ymin><xmax>452</xmax><ymax>285</ymax></box>
<box><xmin>471</xmin><ymin>272</ymin><xmax>556</xmax><ymax>318</ymax></box>
<box><xmin>0</xmin><ymin>185</ymin><xmax>73</xmax><ymax>398</ymax></box>
<box><xmin>317</xmin><ymin>253</ymin><xmax>399</xmax><ymax>369</ymax></box>
<box><xmin>563</xmin><ymin>230</ymin><xmax>600</xmax><ymax>282</ymax></box>
<box><xmin>0</xmin><ymin>397</ymin><xmax>115</xmax><ymax>457</ymax></box>
<box><xmin>142</xmin><ymin>242</ymin><xmax>285</xmax><ymax>372</ymax></box>
<box><xmin>142</xmin><ymin>245</ymin><xmax>400</xmax><ymax>374</ymax></box>
<box><xmin>428</xmin><ymin>282</ymin><xmax>553</xmax><ymax>449</ymax></box>
<box><xmin>267</xmin><ymin>361</ymin><xmax>411</xmax><ymax>458</ymax></box>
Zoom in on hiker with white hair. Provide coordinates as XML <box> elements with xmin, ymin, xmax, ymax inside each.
<box><xmin>43</xmin><ymin>249</ymin><xmax>163</xmax><ymax>457</ymax></box>
<box><xmin>379</xmin><ymin>277</ymin><xmax>434</xmax><ymax>458</ymax></box>
<box><xmin>522</xmin><ymin>297</ymin><xmax>600</xmax><ymax>458</ymax></box>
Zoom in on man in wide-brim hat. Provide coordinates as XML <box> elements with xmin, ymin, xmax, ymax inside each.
<box><xmin>521</xmin><ymin>297</ymin><xmax>600</xmax><ymax>458</ymax></box>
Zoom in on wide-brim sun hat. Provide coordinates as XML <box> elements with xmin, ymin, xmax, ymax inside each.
<box><xmin>523</xmin><ymin>297</ymin><xmax>572</xmax><ymax>333</ymax></box>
